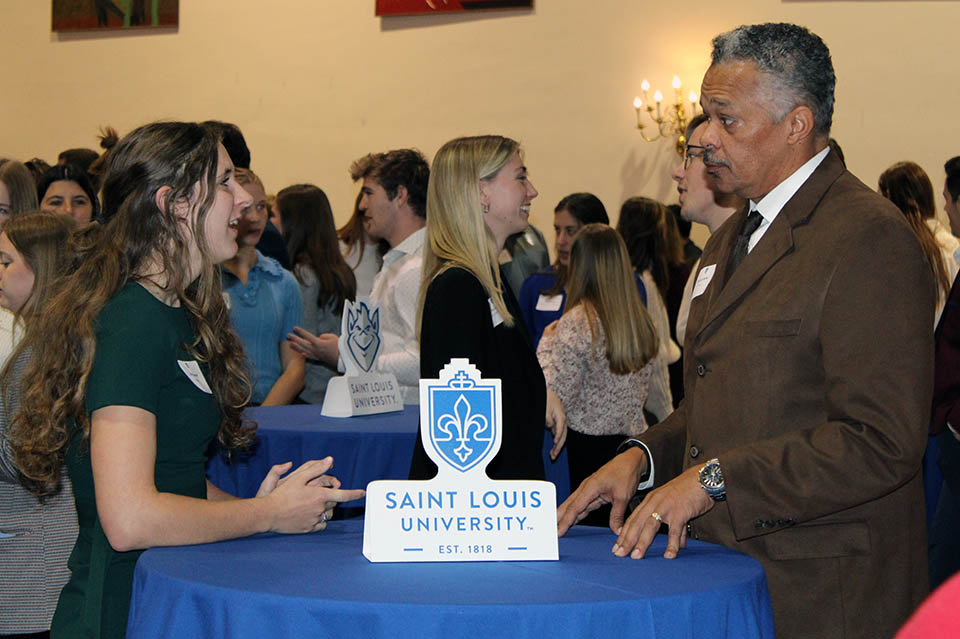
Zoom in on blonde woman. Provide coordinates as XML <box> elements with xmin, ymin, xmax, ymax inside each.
<box><xmin>409</xmin><ymin>135</ymin><xmax>566</xmax><ymax>481</ymax></box>
<box><xmin>537</xmin><ymin>224</ymin><xmax>658</xmax><ymax>519</ymax></box>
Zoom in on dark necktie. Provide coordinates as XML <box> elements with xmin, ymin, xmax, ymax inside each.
<box><xmin>728</xmin><ymin>209</ymin><xmax>764</xmax><ymax>275</ymax></box>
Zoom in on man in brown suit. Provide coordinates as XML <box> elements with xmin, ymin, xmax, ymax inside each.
<box><xmin>558</xmin><ymin>23</ymin><xmax>933</xmax><ymax>639</ymax></box>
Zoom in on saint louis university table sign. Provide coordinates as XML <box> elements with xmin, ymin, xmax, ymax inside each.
<box><xmin>321</xmin><ymin>300</ymin><xmax>404</xmax><ymax>417</ymax></box>
<box><xmin>363</xmin><ymin>359</ymin><xmax>558</xmax><ymax>562</ymax></box>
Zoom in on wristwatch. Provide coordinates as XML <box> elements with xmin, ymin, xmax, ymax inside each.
<box><xmin>699</xmin><ymin>458</ymin><xmax>726</xmax><ymax>501</ymax></box>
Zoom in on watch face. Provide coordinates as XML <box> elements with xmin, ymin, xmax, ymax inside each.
<box><xmin>702</xmin><ymin>465</ymin><xmax>722</xmax><ymax>488</ymax></box>
<box><xmin>700</xmin><ymin>460</ymin><xmax>725</xmax><ymax>500</ymax></box>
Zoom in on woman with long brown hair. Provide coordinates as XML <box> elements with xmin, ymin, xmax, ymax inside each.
<box><xmin>11</xmin><ymin>122</ymin><xmax>362</xmax><ymax>638</ymax></box>
<box><xmin>879</xmin><ymin>161</ymin><xmax>957</xmax><ymax>325</ymax></box>
<box><xmin>0</xmin><ymin>212</ymin><xmax>78</xmax><ymax>638</ymax></box>
<box><xmin>537</xmin><ymin>224</ymin><xmax>658</xmax><ymax>521</ymax></box>
<box><xmin>616</xmin><ymin>197</ymin><xmax>680</xmax><ymax>422</ymax></box>
<box><xmin>278</xmin><ymin>183</ymin><xmax>357</xmax><ymax>403</ymax></box>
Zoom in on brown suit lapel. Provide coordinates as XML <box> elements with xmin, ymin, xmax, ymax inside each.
<box><xmin>694</xmin><ymin>150</ymin><xmax>847</xmax><ymax>340</ymax></box>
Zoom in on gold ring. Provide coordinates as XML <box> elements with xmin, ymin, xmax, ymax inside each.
<box><xmin>651</xmin><ymin>512</ymin><xmax>663</xmax><ymax>522</ymax></box>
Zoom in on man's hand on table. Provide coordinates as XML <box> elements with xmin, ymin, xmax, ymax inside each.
<box><xmin>557</xmin><ymin>447</ymin><xmax>716</xmax><ymax>559</ymax></box>
<box><xmin>557</xmin><ymin>446</ymin><xmax>648</xmax><ymax>536</ymax></box>
<box><xmin>613</xmin><ymin>464</ymin><xmax>714</xmax><ymax>559</ymax></box>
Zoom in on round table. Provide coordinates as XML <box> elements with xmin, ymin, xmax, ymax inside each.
<box><xmin>127</xmin><ymin>519</ymin><xmax>774</xmax><ymax>639</ymax></box>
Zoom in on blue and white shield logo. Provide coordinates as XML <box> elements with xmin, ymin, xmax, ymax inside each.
<box><xmin>428</xmin><ymin>369</ymin><xmax>498</xmax><ymax>473</ymax></box>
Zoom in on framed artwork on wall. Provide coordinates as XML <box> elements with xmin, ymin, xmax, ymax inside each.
<box><xmin>52</xmin><ymin>0</ymin><xmax>179</xmax><ymax>32</ymax></box>
<box><xmin>376</xmin><ymin>0</ymin><xmax>533</xmax><ymax>16</ymax></box>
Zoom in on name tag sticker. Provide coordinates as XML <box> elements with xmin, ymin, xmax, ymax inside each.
<box><xmin>489</xmin><ymin>299</ymin><xmax>504</xmax><ymax>327</ymax></box>
<box><xmin>535</xmin><ymin>294</ymin><xmax>563</xmax><ymax>312</ymax></box>
<box><xmin>178</xmin><ymin>360</ymin><xmax>213</xmax><ymax>394</ymax></box>
<box><xmin>691</xmin><ymin>264</ymin><xmax>717</xmax><ymax>299</ymax></box>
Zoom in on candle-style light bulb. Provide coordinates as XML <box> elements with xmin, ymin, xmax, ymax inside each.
<box><xmin>672</xmin><ymin>75</ymin><xmax>682</xmax><ymax>89</ymax></box>
<box><xmin>641</xmin><ymin>79</ymin><xmax>650</xmax><ymax>92</ymax></box>
<box><xmin>633</xmin><ymin>97</ymin><xmax>643</xmax><ymax>109</ymax></box>
<box><xmin>689</xmin><ymin>91</ymin><xmax>698</xmax><ymax>103</ymax></box>
<box><xmin>654</xmin><ymin>90</ymin><xmax>663</xmax><ymax>103</ymax></box>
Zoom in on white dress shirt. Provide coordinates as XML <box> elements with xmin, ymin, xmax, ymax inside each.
<box><xmin>926</xmin><ymin>217</ymin><xmax>960</xmax><ymax>326</ymax></box>
<box><xmin>640</xmin><ymin>270</ymin><xmax>677</xmax><ymax>423</ymax></box>
<box><xmin>746</xmin><ymin>147</ymin><xmax>830</xmax><ymax>252</ymax></box>
<box><xmin>366</xmin><ymin>227</ymin><xmax>425</xmax><ymax>404</ymax></box>
<box><xmin>675</xmin><ymin>258</ymin><xmax>699</xmax><ymax>347</ymax></box>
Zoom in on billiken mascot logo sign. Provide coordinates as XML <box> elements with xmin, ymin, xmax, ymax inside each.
<box><xmin>321</xmin><ymin>300</ymin><xmax>404</xmax><ymax>417</ymax></box>
<box><xmin>363</xmin><ymin>359</ymin><xmax>558</xmax><ymax>562</ymax></box>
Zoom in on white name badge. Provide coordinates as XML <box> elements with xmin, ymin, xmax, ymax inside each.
<box><xmin>489</xmin><ymin>298</ymin><xmax>504</xmax><ymax>327</ymax></box>
<box><xmin>535</xmin><ymin>294</ymin><xmax>563</xmax><ymax>312</ymax></box>
<box><xmin>691</xmin><ymin>264</ymin><xmax>717</xmax><ymax>299</ymax></box>
<box><xmin>363</xmin><ymin>359</ymin><xmax>558</xmax><ymax>562</ymax></box>
<box><xmin>177</xmin><ymin>360</ymin><xmax>212</xmax><ymax>394</ymax></box>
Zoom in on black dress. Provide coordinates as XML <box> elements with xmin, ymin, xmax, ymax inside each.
<box><xmin>409</xmin><ymin>266</ymin><xmax>546</xmax><ymax>480</ymax></box>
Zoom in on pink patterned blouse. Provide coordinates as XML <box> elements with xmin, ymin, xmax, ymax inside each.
<box><xmin>537</xmin><ymin>304</ymin><xmax>651</xmax><ymax>437</ymax></box>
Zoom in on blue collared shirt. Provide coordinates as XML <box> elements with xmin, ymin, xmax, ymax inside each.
<box><xmin>223</xmin><ymin>251</ymin><xmax>303</xmax><ymax>404</ymax></box>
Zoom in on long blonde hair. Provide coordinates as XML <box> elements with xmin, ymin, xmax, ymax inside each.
<box><xmin>565</xmin><ymin>224</ymin><xmax>658</xmax><ymax>374</ymax></box>
<box><xmin>417</xmin><ymin>135</ymin><xmax>519</xmax><ymax>337</ymax></box>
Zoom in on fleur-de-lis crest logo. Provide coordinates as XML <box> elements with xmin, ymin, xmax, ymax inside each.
<box><xmin>346</xmin><ymin>302</ymin><xmax>381</xmax><ymax>373</ymax></box>
<box><xmin>428</xmin><ymin>369</ymin><xmax>497</xmax><ymax>472</ymax></box>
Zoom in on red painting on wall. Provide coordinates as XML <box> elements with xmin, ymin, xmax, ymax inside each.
<box><xmin>376</xmin><ymin>0</ymin><xmax>533</xmax><ymax>16</ymax></box>
<box><xmin>52</xmin><ymin>0</ymin><xmax>179</xmax><ymax>32</ymax></box>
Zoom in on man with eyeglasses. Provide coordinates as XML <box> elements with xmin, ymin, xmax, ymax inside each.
<box><xmin>671</xmin><ymin>113</ymin><xmax>745</xmax><ymax>344</ymax></box>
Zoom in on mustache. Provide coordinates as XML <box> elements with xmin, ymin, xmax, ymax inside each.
<box><xmin>702</xmin><ymin>150</ymin><xmax>729</xmax><ymax>169</ymax></box>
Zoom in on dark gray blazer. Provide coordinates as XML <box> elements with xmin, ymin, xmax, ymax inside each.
<box><xmin>0</xmin><ymin>347</ymin><xmax>78</xmax><ymax>633</ymax></box>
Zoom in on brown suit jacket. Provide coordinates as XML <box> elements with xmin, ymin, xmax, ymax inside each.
<box><xmin>638</xmin><ymin>150</ymin><xmax>933</xmax><ymax>639</ymax></box>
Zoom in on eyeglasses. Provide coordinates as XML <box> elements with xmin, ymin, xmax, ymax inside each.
<box><xmin>683</xmin><ymin>144</ymin><xmax>706</xmax><ymax>170</ymax></box>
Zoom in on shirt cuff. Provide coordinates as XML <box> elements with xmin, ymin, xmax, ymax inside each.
<box><xmin>620</xmin><ymin>438</ymin><xmax>655</xmax><ymax>491</ymax></box>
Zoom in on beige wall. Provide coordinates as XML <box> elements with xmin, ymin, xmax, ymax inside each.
<box><xmin>2</xmin><ymin>1</ymin><xmax>959</xmax><ymax>253</ymax></box>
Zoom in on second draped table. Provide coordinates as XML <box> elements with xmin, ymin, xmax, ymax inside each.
<box><xmin>206</xmin><ymin>404</ymin><xmax>572</xmax><ymax>509</ymax></box>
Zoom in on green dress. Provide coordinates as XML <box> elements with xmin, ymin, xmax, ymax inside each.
<box><xmin>51</xmin><ymin>282</ymin><xmax>222</xmax><ymax>638</ymax></box>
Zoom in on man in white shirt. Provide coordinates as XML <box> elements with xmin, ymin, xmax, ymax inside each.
<box><xmin>672</xmin><ymin>114</ymin><xmax>745</xmax><ymax>345</ymax></box>
<box><xmin>558</xmin><ymin>23</ymin><xmax>932</xmax><ymax>639</ymax></box>
<box><xmin>288</xmin><ymin>149</ymin><xmax>429</xmax><ymax>404</ymax></box>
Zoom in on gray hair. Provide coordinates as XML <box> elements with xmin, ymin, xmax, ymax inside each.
<box><xmin>711</xmin><ymin>23</ymin><xmax>835</xmax><ymax>136</ymax></box>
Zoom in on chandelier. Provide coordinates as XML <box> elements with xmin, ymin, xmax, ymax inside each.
<box><xmin>633</xmin><ymin>76</ymin><xmax>699</xmax><ymax>156</ymax></box>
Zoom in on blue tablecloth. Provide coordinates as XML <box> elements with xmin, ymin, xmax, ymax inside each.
<box><xmin>207</xmin><ymin>404</ymin><xmax>571</xmax><ymax>507</ymax></box>
<box><xmin>127</xmin><ymin>519</ymin><xmax>774</xmax><ymax>639</ymax></box>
